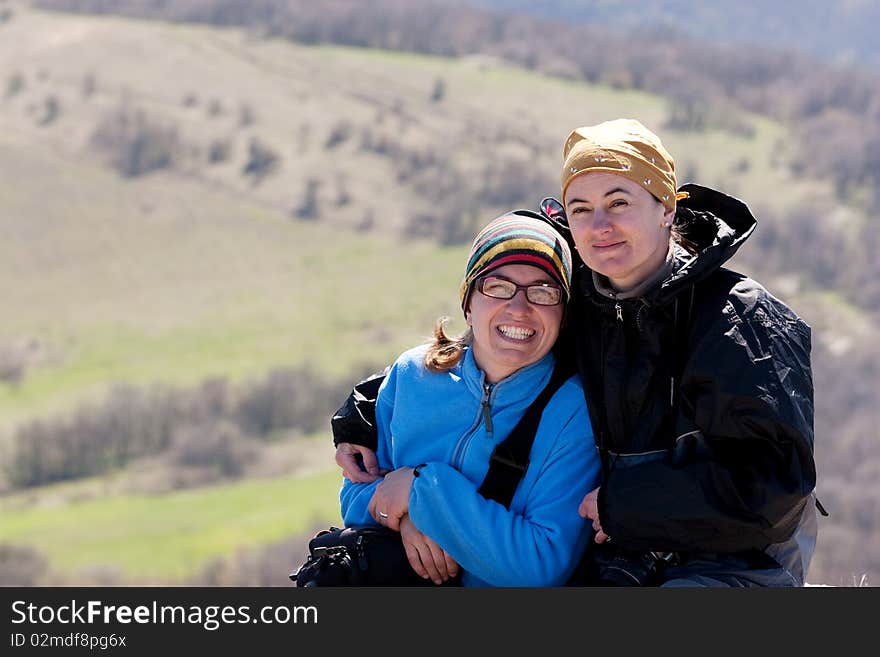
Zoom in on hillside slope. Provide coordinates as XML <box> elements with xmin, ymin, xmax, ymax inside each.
<box><xmin>2</xmin><ymin>5</ymin><xmax>831</xmax><ymax>428</ymax></box>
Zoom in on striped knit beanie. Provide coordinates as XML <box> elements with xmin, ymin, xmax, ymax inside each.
<box><xmin>459</xmin><ymin>211</ymin><xmax>573</xmax><ymax>314</ymax></box>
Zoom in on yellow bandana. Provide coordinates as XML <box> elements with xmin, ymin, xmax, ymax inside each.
<box><xmin>561</xmin><ymin>118</ymin><xmax>688</xmax><ymax>211</ymax></box>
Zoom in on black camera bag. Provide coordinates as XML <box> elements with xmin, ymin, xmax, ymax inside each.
<box><xmin>293</xmin><ymin>525</ymin><xmax>453</xmax><ymax>586</ymax></box>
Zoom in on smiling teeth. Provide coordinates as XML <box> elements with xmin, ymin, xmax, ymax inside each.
<box><xmin>499</xmin><ymin>326</ymin><xmax>534</xmax><ymax>340</ymax></box>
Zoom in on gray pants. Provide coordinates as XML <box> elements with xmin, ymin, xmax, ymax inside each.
<box><xmin>659</xmin><ymin>554</ymin><xmax>799</xmax><ymax>587</ymax></box>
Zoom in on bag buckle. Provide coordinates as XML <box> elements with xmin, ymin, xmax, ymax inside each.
<box><xmin>488</xmin><ymin>443</ymin><xmax>528</xmax><ymax>474</ymax></box>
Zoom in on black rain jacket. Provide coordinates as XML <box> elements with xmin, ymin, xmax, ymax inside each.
<box><xmin>563</xmin><ymin>184</ymin><xmax>816</xmax><ymax>555</ymax></box>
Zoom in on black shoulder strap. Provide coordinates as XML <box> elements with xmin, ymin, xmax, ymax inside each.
<box><xmin>477</xmin><ymin>361</ymin><xmax>572</xmax><ymax>509</ymax></box>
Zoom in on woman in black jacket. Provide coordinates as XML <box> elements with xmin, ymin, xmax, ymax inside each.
<box><xmin>334</xmin><ymin>118</ymin><xmax>820</xmax><ymax>586</ymax></box>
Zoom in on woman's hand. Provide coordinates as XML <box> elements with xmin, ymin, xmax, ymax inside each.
<box><xmin>368</xmin><ymin>466</ymin><xmax>415</xmax><ymax>530</ymax></box>
<box><xmin>578</xmin><ymin>486</ymin><xmax>611</xmax><ymax>544</ymax></box>
<box><xmin>335</xmin><ymin>443</ymin><xmax>387</xmax><ymax>483</ymax></box>
<box><xmin>400</xmin><ymin>515</ymin><xmax>459</xmax><ymax>585</ymax></box>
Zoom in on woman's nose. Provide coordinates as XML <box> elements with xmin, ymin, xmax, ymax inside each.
<box><xmin>592</xmin><ymin>209</ymin><xmax>612</xmax><ymax>232</ymax></box>
<box><xmin>506</xmin><ymin>288</ymin><xmax>532</xmax><ymax>312</ymax></box>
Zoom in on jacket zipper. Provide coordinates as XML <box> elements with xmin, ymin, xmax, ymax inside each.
<box><xmin>450</xmin><ymin>379</ymin><xmax>496</xmax><ymax>469</ymax></box>
<box><xmin>610</xmin><ymin>297</ymin><xmax>626</xmax><ymax>467</ymax></box>
<box><xmin>481</xmin><ymin>381</ymin><xmax>494</xmax><ymax>433</ymax></box>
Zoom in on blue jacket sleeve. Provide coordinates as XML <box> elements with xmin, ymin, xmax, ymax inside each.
<box><xmin>409</xmin><ymin>393</ymin><xmax>599</xmax><ymax>587</ymax></box>
<box><xmin>339</xmin><ymin>479</ymin><xmax>380</xmax><ymax>527</ymax></box>
<box><xmin>338</xmin><ymin>363</ymin><xmax>399</xmax><ymax>527</ymax></box>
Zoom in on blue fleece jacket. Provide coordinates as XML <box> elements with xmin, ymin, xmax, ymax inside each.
<box><xmin>340</xmin><ymin>344</ymin><xmax>600</xmax><ymax>586</ymax></box>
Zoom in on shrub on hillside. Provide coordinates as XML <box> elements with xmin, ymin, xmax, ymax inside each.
<box><xmin>73</xmin><ymin>564</ymin><xmax>124</xmax><ymax>586</ymax></box>
<box><xmin>191</xmin><ymin>525</ymin><xmax>325</xmax><ymax>586</ymax></box>
<box><xmin>186</xmin><ymin>378</ymin><xmax>233</xmax><ymax>423</ymax></box>
<box><xmin>206</xmin><ymin>98</ymin><xmax>224</xmax><ymax>117</ymax></box>
<box><xmin>0</xmin><ymin>544</ymin><xmax>49</xmax><ymax>586</ymax></box>
<box><xmin>235</xmin><ymin>366</ymin><xmax>348</xmax><ymax>438</ymax></box>
<box><xmin>90</xmin><ymin>105</ymin><xmax>181</xmax><ymax>177</ymax></box>
<box><xmin>291</xmin><ymin>178</ymin><xmax>320</xmax><ymax>220</ymax></box>
<box><xmin>37</xmin><ymin>95</ymin><xmax>60</xmax><ymax>126</ymax></box>
<box><xmin>325</xmin><ymin>121</ymin><xmax>352</xmax><ymax>149</ymax></box>
<box><xmin>356</xmin><ymin>209</ymin><xmax>375</xmax><ymax>232</ymax></box>
<box><xmin>242</xmin><ymin>137</ymin><xmax>280</xmax><ymax>184</ymax></box>
<box><xmin>238</xmin><ymin>102</ymin><xmax>255</xmax><ymax>127</ymax></box>
<box><xmin>0</xmin><ymin>345</ymin><xmax>25</xmax><ymax>386</ymax></box>
<box><xmin>207</xmin><ymin>138</ymin><xmax>232</xmax><ymax>164</ymax></box>
<box><xmin>4</xmin><ymin>362</ymin><xmax>376</xmax><ymax>489</ymax></box>
<box><xmin>429</xmin><ymin>77</ymin><xmax>445</xmax><ymax>103</ymax></box>
<box><xmin>479</xmin><ymin>157</ymin><xmax>555</xmax><ymax>209</ymax></box>
<box><xmin>792</xmin><ymin>112</ymin><xmax>880</xmax><ymax>201</ymax></box>
<box><xmin>5</xmin><ymin>383</ymin><xmax>179</xmax><ymax>488</ymax></box>
<box><xmin>405</xmin><ymin>206</ymin><xmax>476</xmax><ymax>245</ymax></box>
<box><xmin>4</xmin><ymin>71</ymin><xmax>25</xmax><ymax>99</ymax></box>
<box><xmin>170</xmin><ymin>420</ymin><xmax>257</xmax><ymax>478</ymax></box>
<box><xmin>335</xmin><ymin>182</ymin><xmax>351</xmax><ymax>207</ymax></box>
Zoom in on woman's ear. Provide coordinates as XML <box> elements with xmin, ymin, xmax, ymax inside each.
<box><xmin>464</xmin><ymin>310</ymin><xmax>472</xmax><ymax>326</ymax></box>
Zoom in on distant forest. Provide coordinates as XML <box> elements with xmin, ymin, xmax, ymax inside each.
<box><xmin>468</xmin><ymin>0</ymin><xmax>880</xmax><ymax>69</ymax></box>
<box><xmin>24</xmin><ymin>0</ymin><xmax>880</xmax><ymax>585</ymax></box>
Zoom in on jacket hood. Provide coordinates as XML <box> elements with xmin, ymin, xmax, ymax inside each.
<box><xmin>667</xmin><ymin>182</ymin><xmax>756</xmax><ymax>286</ymax></box>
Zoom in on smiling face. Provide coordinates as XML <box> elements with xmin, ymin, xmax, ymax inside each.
<box><xmin>564</xmin><ymin>172</ymin><xmax>674</xmax><ymax>292</ymax></box>
<box><xmin>465</xmin><ymin>263</ymin><xmax>564</xmax><ymax>384</ymax></box>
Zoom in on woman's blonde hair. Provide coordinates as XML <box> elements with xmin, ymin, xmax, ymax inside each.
<box><xmin>424</xmin><ymin>317</ymin><xmax>473</xmax><ymax>372</ymax></box>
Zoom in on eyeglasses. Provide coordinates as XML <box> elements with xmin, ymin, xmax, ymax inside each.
<box><xmin>477</xmin><ymin>275</ymin><xmax>563</xmax><ymax>306</ymax></box>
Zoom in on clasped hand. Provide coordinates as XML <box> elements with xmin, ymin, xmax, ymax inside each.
<box><xmin>399</xmin><ymin>515</ymin><xmax>459</xmax><ymax>584</ymax></box>
<box><xmin>336</xmin><ymin>442</ymin><xmax>389</xmax><ymax>482</ymax></box>
<box><xmin>367</xmin><ymin>466</ymin><xmax>414</xmax><ymax>531</ymax></box>
<box><xmin>578</xmin><ymin>486</ymin><xmax>611</xmax><ymax>543</ymax></box>
<box><xmin>367</xmin><ymin>467</ymin><xmax>459</xmax><ymax>584</ymax></box>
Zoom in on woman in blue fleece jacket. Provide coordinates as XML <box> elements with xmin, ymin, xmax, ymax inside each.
<box><xmin>339</xmin><ymin>211</ymin><xmax>601</xmax><ymax>587</ymax></box>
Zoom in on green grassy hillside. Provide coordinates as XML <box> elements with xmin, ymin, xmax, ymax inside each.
<box><xmin>0</xmin><ymin>137</ymin><xmax>466</xmax><ymax>428</ymax></box>
<box><xmin>0</xmin><ymin>459</ymin><xmax>342</xmax><ymax>583</ymax></box>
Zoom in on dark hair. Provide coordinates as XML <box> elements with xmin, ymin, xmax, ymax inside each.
<box><xmin>671</xmin><ymin>205</ymin><xmax>708</xmax><ymax>256</ymax></box>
